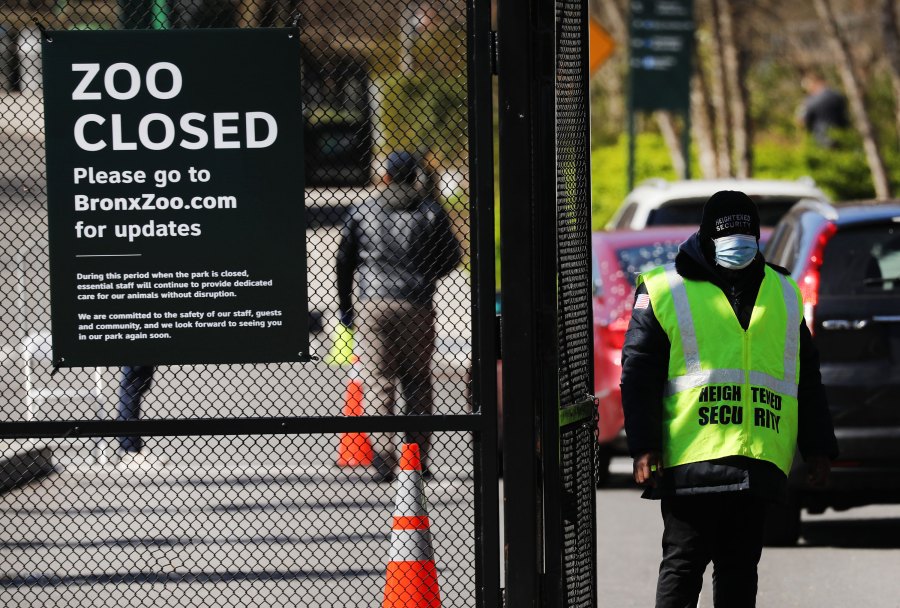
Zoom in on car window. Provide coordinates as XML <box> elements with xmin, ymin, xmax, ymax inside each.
<box><xmin>647</xmin><ymin>196</ymin><xmax>801</xmax><ymax>228</ymax></box>
<box><xmin>753</xmin><ymin>198</ymin><xmax>802</xmax><ymax>226</ymax></box>
<box><xmin>646</xmin><ymin>198</ymin><xmax>706</xmax><ymax>226</ymax></box>
<box><xmin>592</xmin><ymin>254</ymin><xmax>603</xmax><ymax>296</ymax></box>
<box><xmin>615</xmin><ymin>242</ymin><xmax>683</xmax><ymax>287</ymax></box>
<box><xmin>821</xmin><ymin>224</ymin><xmax>900</xmax><ymax>296</ymax></box>
<box><xmin>764</xmin><ymin>219</ymin><xmax>800</xmax><ymax>270</ymax></box>
<box><xmin>763</xmin><ymin>221</ymin><xmax>787</xmax><ymax>263</ymax></box>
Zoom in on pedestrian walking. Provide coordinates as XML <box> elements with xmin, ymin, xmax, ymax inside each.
<box><xmin>799</xmin><ymin>70</ymin><xmax>849</xmax><ymax>148</ymax></box>
<box><xmin>116</xmin><ymin>365</ymin><xmax>166</xmax><ymax>468</ymax></box>
<box><xmin>335</xmin><ymin>150</ymin><xmax>461</xmax><ymax>482</ymax></box>
<box><xmin>620</xmin><ymin>190</ymin><xmax>838</xmax><ymax>607</ymax></box>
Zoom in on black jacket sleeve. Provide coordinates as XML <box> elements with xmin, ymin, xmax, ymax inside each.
<box><xmin>335</xmin><ymin>208</ymin><xmax>359</xmax><ymax>317</ymax></box>
<box><xmin>796</xmin><ymin>319</ymin><xmax>839</xmax><ymax>460</ymax></box>
<box><xmin>620</xmin><ymin>283</ymin><xmax>670</xmax><ymax>457</ymax></box>
<box><xmin>422</xmin><ymin>200</ymin><xmax>461</xmax><ymax>282</ymax></box>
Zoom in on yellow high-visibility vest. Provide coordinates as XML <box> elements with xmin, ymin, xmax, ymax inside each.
<box><xmin>638</xmin><ymin>264</ymin><xmax>802</xmax><ymax>475</ymax></box>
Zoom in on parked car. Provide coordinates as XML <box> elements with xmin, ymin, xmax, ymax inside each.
<box><xmin>607</xmin><ymin>178</ymin><xmax>829</xmax><ymax>231</ymax></box>
<box><xmin>763</xmin><ymin>198</ymin><xmax>900</xmax><ymax>544</ymax></box>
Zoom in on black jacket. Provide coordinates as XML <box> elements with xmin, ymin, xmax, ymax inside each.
<box><xmin>620</xmin><ymin>232</ymin><xmax>838</xmax><ymax>500</ymax></box>
<box><xmin>336</xmin><ymin>182</ymin><xmax>461</xmax><ymax>313</ymax></box>
<box><xmin>803</xmin><ymin>87</ymin><xmax>849</xmax><ymax>146</ymax></box>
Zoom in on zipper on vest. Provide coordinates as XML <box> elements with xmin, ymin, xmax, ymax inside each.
<box><xmin>742</xmin><ymin>331</ymin><xmax>751</xmax><ymax>450</ymax></box>
<box><xmin>730</xmin><ymin>284</ymin><xmax>746</xmax><ymax>329</ymax></box>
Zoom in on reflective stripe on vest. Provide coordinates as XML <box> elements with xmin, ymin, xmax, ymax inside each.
<box><xmin>640</xmin><ymin>263</ymin><xmax>802</xmax><ymax>475</ymax></box>
<box><xmin>662</xmin><ymin>265</ymin><xmax>800</xmax><ymax>398</ymax></box>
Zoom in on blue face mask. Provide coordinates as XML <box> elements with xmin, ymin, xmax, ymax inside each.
<box><xmin>713</xmin><ymin>234</ymin><xmax>758</xmax><ymax>269</ymax></box>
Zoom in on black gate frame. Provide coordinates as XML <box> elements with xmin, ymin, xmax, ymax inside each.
<box><xmin>0</xmin><ymin>0</ymin><xmax>501</xmax><ymax>606</ymax></box>
<box><xmin>498</xmin><ymin>0</ymin><xmax>598</xmax><ymax>606</ymax></box>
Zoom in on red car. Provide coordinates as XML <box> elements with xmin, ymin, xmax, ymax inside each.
<box><xmin>590</xmin><ymin>227</ymin><xmax>697</xmax><ymax>480</ymax></box>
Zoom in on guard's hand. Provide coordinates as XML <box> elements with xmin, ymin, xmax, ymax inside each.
<box><xmin>633</xmin><ymin>451</ymin><xmax>663</xmax><ymax>487</ymax></box>
<box><xmin>806</xmin><ymin>455</ymin><xmax>831</xmax><ymax>488</ymax></box>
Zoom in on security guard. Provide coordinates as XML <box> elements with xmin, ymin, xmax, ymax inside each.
<box><xmin>621</xmin><ymin>191</ymin><xmax>837</xmax><ymax>607</ymax></box>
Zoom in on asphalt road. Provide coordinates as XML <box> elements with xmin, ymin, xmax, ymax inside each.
<box><xmin>5</xmin><ymin>454</ymin><xmax>900</xmax><ymax>608</ymax></box>
<box><xmin>598</xmin><ymin>457</ymin><xmax>900</xmax><ymax>608</ymax></box>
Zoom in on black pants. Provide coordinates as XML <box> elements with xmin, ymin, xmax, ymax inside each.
<box><xmin>656</xmin><ymin>492</ymin><xmax>767</xmax><ymax>608</ymax></box>
<box><xmin>116</xmin><ymin>365</ymin><xmax>154</xmax><ymax>452</ymax></box>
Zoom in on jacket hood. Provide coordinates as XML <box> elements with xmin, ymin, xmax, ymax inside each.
<box><xmin>675</xmin><ymin>231</ymin><xmax>719</xmax><ymax>281</ymax></box>
<box><xmin>381</xmin><ymin>181</ymin><xmax>421</xmax><ymax>210</ymax></box>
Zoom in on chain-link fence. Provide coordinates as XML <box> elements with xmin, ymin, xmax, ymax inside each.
<box><xmin>555</xmin><ymin>0</ymin><xmax>597</xmax><ymax>605</ymax></box>
<box><xmin>0</xmin><ymin>1</ymin><xmax>495</xmax><ymax>606</ymax></box>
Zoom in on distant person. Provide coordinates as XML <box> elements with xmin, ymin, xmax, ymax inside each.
<box><xmin>116</xmin><ymin>365</ymin><xmax>165</xmax><ymax>468</ymax></box>
<box><xmin>621</xmin><ymin>191</ymin><xmax>837</xmax><ymax>607</ymax></box>
<box><xmin>336</xmin><ymin>151</ymin><xmax>461</xmax><ymax>482</ymax></box>
<box><xmin>800</xmin><ymin>70</ymin><xmax>849</xmax><ymax>148</ymax></box>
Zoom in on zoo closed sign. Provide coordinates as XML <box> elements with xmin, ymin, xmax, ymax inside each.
<box><xmin>42</xmin><ymin>28</ymin><xmax>309</xmax><ymax>367</ymax></box>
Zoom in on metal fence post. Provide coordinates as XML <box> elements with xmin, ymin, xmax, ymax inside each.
<box><xmin>498</xmin><ymin>0</ymin><xmax>560</xmax><ymax>605</ymax></box>
<box><xmin>468</xmin><ymin>0</ymin><xmax>500</xmax><ymax>607</ymax></box>
<box><xmin>498</xmin><ymin>0</ymin><xmax>597</xmax><ymax>606</ymax></box>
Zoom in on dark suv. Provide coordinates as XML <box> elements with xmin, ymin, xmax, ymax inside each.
<box><xmin>764</xmin><ymin>199</ymin><xmax>900</xmax><ymax>544</ymax></box>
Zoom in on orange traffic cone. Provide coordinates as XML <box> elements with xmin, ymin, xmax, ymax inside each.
<box><xmin>383</xmin><ymin>443</ymin><xmax>440</xmax><ymax>608</ymax></box>
<box><xmin>337</xmin><ymin>356</ymin><xmax>374</xmax><ymax>467</ymax></box>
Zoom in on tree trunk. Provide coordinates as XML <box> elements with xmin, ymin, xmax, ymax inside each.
<box><xmin>813</xmin><ymin>0</ymin><xmax>891</xmax><ymax>199</ymax></box>
<box><xmin>880</xmin><ymin>0</ymin><xmax>900</xmax><ymax>143</ymax></box>
<box><xmin>655</xmin><ymin>111</ymin><xmax>687</xmax><ymax>177</ymax></box>
<box><xmin>400</xmin><ymin>2</ymin><xmax>418</xmax><ymax>76</ymax></box>
<box><xmin>691</xmin><ymin>54</ymin><xmax>719</xmax><ymax>179</ymax></box>
<box><xmin>708</xmin><ymin>0</ymin><xmax>732</xmax><ymax>177</ymax></box>
<box><xmin>595</xmin><ymin>0</ymin><xmax>626</xmax><ymax>39</ymax></box>
<box><xmin>717</xmin><ymin>0</ymin><xmax>752</xmax><ymax>177</ymax></box>
<box><xmin>595</xmin><ymin>0</ymin><xmax>627</xmax><ymax>133</ymax></box>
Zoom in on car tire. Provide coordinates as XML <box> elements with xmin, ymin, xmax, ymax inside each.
<box><xmin>595</xmin><ymin>445</ymin><xmax>612</xmax><ymax>488</ymax></box>
<box><xmin>763</xmin><ymin>492</ymin><xmax>802</xmax><ymax>546</ymax></box>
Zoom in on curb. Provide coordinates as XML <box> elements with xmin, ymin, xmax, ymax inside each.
<box><xmin>0</xmin><ymin>440</ymin><xmax>54</xmax><ymax>494</ymax></box>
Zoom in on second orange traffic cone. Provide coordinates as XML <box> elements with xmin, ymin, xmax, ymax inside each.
<box><xmin>383</xmin><ymin>443</ymin><xmax>440</xmax><ymax>608</ymax></box>
<box><xmin>337</xmin><ymin>356</ymin><xmax>374</xmax><ymax>467</ymax></box>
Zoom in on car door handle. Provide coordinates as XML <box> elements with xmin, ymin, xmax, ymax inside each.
<box><xmin>821</xmin><ymin>319</ymin><xmax>870</xmax><ymax>330</ymax></box>
<box><xmin>873</xmin><ymin>315</ymin><xmax>900</xmax><ymax>323</ymax></box>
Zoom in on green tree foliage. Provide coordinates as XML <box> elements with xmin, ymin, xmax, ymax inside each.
<box><xmin>590</xmin><ymin>130</ymin><xmax>900</xmax><ymax>231</ymax></box>
<box><xmin>369</xmin><ymin>22</ymin><xmax>467</xmax><ymax>168</ymax></box>
<box><xmin>801</xmin><ymin>131</ymin><xmax>900</xmax><ymax>202</ymax></box>
<box><xmin>590</xmin><ymin>60</ymin><xmax>900</xmax><ymax>228</ymax></box>
<box><xmin>374</xmin><ymin>71</ymin><xmax>467</xmax><ymax>164</ymax></box>
<box><xmin>590</xmin><ymin>133</ymin><xmax>679</xmax><ymax>230</ymax></box>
